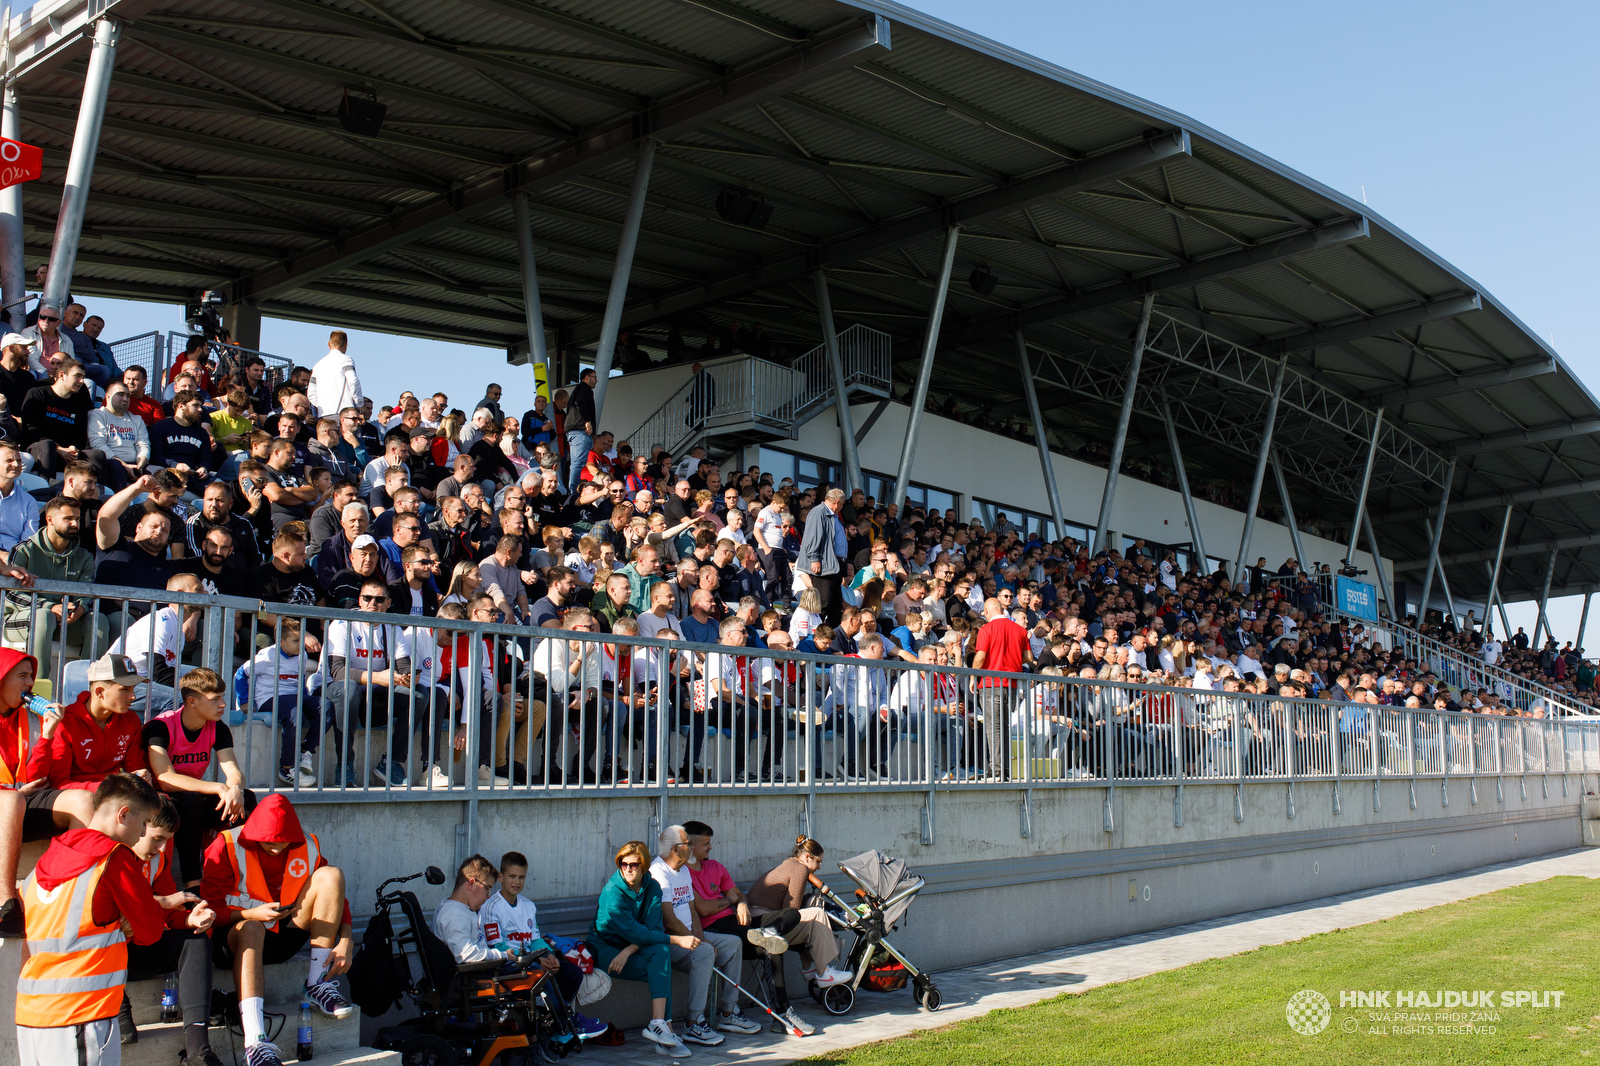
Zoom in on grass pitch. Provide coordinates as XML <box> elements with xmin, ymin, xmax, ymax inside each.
<box><xmin>803</xmin><ymin>877</ymin><xmax>1600</xmax><ymax>1064</ymax></box>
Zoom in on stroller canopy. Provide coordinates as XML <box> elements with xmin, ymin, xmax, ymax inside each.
<box><xmin>838</xmin><ymin>850</ymin><xmax>924</xmax><ymax>928</ymax></box>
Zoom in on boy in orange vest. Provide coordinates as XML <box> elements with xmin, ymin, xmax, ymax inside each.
<box><xmin>119</xmin><ymin>797</ymin><xmax>221</xmax><ymax>1062</ymax></box>
<box><xmin>199</xmin><ymin>794</ymin><xmax>353</xmax><ymax>1066</ymax></box>
<box><xmin>15</xmin><ymin>772</ymin><xmax>208</xmax><ymax>1066</ymax></box>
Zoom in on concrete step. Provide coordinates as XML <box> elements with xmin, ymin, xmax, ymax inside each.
<box><xmin>124</xmin><ymin>1023</ymin><xmax>396</xmax><ymax>1066</ymax></box>
<box><xmin>126</xmin><ymin>964</ymin><xmax>345</xmax><ymax>1023</ymax></box>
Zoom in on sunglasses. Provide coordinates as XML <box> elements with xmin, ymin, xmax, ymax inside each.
<box><xmin>619</xmin><ymin>861</ymin><xmax>642</xmax><ymax>870</ymax></box>
<box><xmin>37</xmin><ymin>314</ymin><xmax>58</xmax><ymax>322</ymax></box>
<box><xmin>359</xmin><ymin>594</ymin><xmax>386</xmax><ymax>604</ymax></box>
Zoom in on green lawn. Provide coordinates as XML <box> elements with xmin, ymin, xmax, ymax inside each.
<box><xmin>804</xmin><ymin>877</ymin><xmax>1600</xmax><ymax>1065</ymax></box>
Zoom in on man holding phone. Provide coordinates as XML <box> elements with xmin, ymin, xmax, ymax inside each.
<box><xmin>200</xmin><ymin>793</ymin><xmax>354</xmax><ymax>1066</ymax></box>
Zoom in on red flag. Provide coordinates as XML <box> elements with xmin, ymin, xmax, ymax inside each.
<box><xmin>0</xmin><ymin>138</ymin><xmax>42</xmax><ymax>190</ymax></box>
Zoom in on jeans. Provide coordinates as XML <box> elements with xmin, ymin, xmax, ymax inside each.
<box><xmin>257</xmin><ymin>693</ymin><xmax>326</xmax><ymax>769</ymax></box>
<box><xmin>565</xmin><ymin>429</ymin><xmax>592</xmax><ymax>495</ymax></box>
<box><xmin>325</xmin><ymin>681</ymin><xmax>413</xmax><ymax>769</ymax></box>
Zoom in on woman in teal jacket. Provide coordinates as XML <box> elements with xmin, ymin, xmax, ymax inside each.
<box><xmin>590</xmin><ymin>839</ymin><xmax>694</xmax><ymax>1055</ymax></box>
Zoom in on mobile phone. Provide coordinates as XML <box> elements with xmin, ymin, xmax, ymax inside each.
<box><xmin>240</xmin><ymin>477</ymin><xmax>256</xmax><ymax>493</ymax></box>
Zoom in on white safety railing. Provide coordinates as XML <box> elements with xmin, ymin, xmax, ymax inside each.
<box><xmin>4</xmin><ymin>576</ymin><xmax>1594</xmax><ymax>804</ymax></box>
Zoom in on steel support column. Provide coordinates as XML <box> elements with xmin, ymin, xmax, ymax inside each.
<box><xmin>1534</xmin><ymin>547</ymin><xmax>1557</xmax><ymax>644</ymax></box>
<box><xmin>815</xmin><ymin>269</ymin><xmax>862</xmax><ymax>494</ymax></box>
<box><xmin>590</xmin><ymin>136</ymin><xmax>656</xmax><ymax>424</ymax></box>
<box><xmin>892</xmin><ymin>225</ymin><xmax>959</xmax><ymax>510</ymax></box>
<box><xmin>1094</xmin><ymin>293</ymin><xmax>1154</xmax><ymax>552</ymax></box>
<box><xmin>1423</xmin><ymin>517</ymin><xmax>1458</xmax><ymax>624</ymax></box>
<box><xmin>1416</xmin><ymin>458</ymin><xmax>1455</xmax><ymax>624</ymax></box>
<box><xmin>1016</xmin><ymin>331</ymin><xmax>1065</xmax><ymax>538</ymax></box>
<box><xmin>1160</xmin><ymin>399</ymin><xmax>1206</xmax><ymax>566</ymax></box>
<box><xmin>1483</xmin><ymin>504</ymin><xmax>1514</xmax><ymax>636</ymax></box>
<box><xmin>512</xmin><ymin>191</ymin><xmax>551</xmax><ymax>400</ymax></box>
<box><xmin>43</xmin><ymin>18</ymin><xmax>120</xmax><ymax>313</ymax></box>
<box><xmin>1578</xmin><ymin>592</ymin><xmax>1592</xmax><ymax>653</ymax></box>
<box><xmin>1270</xmin><ymin>449</ymin><xmax>1308</xmax><ymax>574</ymax></box>
<box><xmin>1344</xmin><ymin>407</ymin><xmax>1386</xmax><ymax>568</ymax></box>
<box><xmin>1233</xmin><ymin>356</ymin><xmax>1287</xmax><ymax>583</ymax></box>
<box><xmin>0</xmin><ymin>73</ymin><xmax>23</xmax><ymax>331</ymax></box>
<box><xmin>1362</xmin><ymin>510</ymin><xmax>1396</xmax><ymax>622</ymax></box>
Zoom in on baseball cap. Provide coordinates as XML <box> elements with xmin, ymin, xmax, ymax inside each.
<box><xmin>352</xmin><ymin>533</ymin><xmax>378</xmax><ymax>551</ymax></box>
<box><xmin>86</xmin><ymin>654</ymin><xmax>143</xmax><ymax>686</ymax></box>
<box><xmin>0</xmin><ymin>333</ymin><xmax>28</xmax><ymax>349</ymax></box>
<box><xmin>408</xmin><ymin>425</ymin><xmax>433</xmax><ymax>439</ymax></box>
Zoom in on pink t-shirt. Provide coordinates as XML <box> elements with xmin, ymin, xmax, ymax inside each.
<box><xmin>690</xmin><ymin>859</ymin><xmax>736</xmax><ymax>926</ymax></box>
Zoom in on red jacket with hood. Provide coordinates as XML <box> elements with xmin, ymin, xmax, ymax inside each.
<box><xmin>200</xmin><ymin>794</ymin><xmax>352</xmax><ymax>929</ymax></box>
<box><xmin>0</xmin><ymin>648</ymin><xmax>51</xmax><ymax>784</ymax></box>
<box><xmin>46</xmin><ymin>692</ymin><xmax>148</xmax><ymax>790</ymax></box>
<box><xmin>34</xmin><ymin>828</ymin><xmax>168</xmax><ymax>946</ymax></box>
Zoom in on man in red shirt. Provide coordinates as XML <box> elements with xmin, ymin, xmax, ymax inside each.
<box><xmin>972</xmin><ymin>597</ymin><xmax>1033</xmax><ymax>782</ymax></box>
<box><xmin>45</xmin><ymin>654</ymin><xmax>150</xmax><ymax>790</ymax></box>
<box><xmin>201</xmin><ymin>794</ymin><xmax>354</xmax><ymax>1066</ymax></box>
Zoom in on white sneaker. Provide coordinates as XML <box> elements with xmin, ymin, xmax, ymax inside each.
<box><xmin>746</xmin><ymin>926</ymin><xmax>789</xmax><ymax>955</ymax></box>
<box><xmin>807</xmin><ymin>965</ymin><xmax>852</xmax><ymax>987</ymax></box>
<box><xmin>478</xmin><ymin>764</ymin><xmax>511</xmax><ymax>786</ymax></box>
<box><xmin>643</xmin><ymin>1019</ymin><xmax>689</xmax><ymax>1058</ymax></box>
<box><xmin>428</xmin><ymin>764</ymin><xmax>453</xmax><ymax>789</ymax></box>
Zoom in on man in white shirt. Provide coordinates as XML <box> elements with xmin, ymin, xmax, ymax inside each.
<box><xmin>324</xmin><ymin>578</ymin><xmax>414</xmax><ymax>787</ymax></box>
<box><xmin>1233</xmin><ymin>646</ymin><xmax>1264</xmax><ymax>680</ymax></box>
<box><xmin>307</xmin><ymin>330</ymin><xmax>363</xmax><ymax>417</ymax></box>
<box><xmin>650</xmin><ymin>826</ymin><xmax>754</xmax><ymax>1044</ymax></box>
<box><xmin>433</xmin><ymin>855</ymin><xmax>513</xmax><ymax>965</ymax></box>
<box><xmin>1482</xmin><ymin>633</ymin><xmax>1502</xmax><ymax>666</ymax></box>
<box><xmin>112</xmin><ymin>572</ymin><xmax>203</xmax><ymax>713</ymax></box>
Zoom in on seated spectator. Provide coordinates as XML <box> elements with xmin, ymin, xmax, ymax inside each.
<box><xmin>111</xmin><ymin>573</ymin><xmax>204</xmax><ymax>713</ymax></box>
<box><xmin>324</xmin><ymin>577</ymin><xmax>415</xmax><ymax>787</ymax></box>
<box><xmin>531</xmin><ymin>608</ymin><xmax>603</xmax><ymax>785</ymax></box>
<box><xmin>94</xmin><ymin>475</ymin><xmax>178</xmax><ymax>595</ymax></box>
<box><xmin>5</xmin><ymin>495</ymin><xmax>109</xmax><ymax>671</ymax></box>
<box><xmin>0</xmin><ymin>440</ymin><xmax>41</xmax><ymax>559</ymax></box>
<box><xmin>261</xmin><ymin>438</ymin><xmax>318</xmax><ymax>530</ymax></box>
<box><xmin>143</xmin><ymin>667</ymin><xmax>257</xmax><ymax>888</ymax></box>
<box><xmin>209</xmin><ymin>387</ymin><xmax>255</xmax><ymax>458</ymax></box>
<box><xmin>149</xmin><ymin>389</ymin><xmax>215</xmax><ymax>483</ymax></box>
<box><xmin>123</xmin><ymin>364</ymin><xmax>164</xmax><ymax>426</ymax></box>
<box><xmin>21</xmin><ymin>357</ymin><xmax>98</xmax><ymax>482</ymax></box>
<box><xmin>251</xmin><ymin>526</ymin><xmax>324</xmax><ymax>610</ymax></box>
<box><xmin>389</xmin><ymin>544</ymin><xmax>440</xmax><ymax>617</ymax></box>
<box><xmin>45</xmin><ymin>653</ymin><xmax>149</xmax><ymax>790</ymax></box>
<box><xmin>200</xmin><ymin>794</ymin><xmax>354</xmax><ymax>1066</ymax></box>
<box><xmin>0</xmin><ymin>332</ymin><xmax>36</xmax><ymax>417</ymax></box>
<box><xmin>87</xmin><ymin>380</ymin><xmax>149</xmax><ymax>490</ymax></box>
<box><xmin>651</xmin><ymin>824</ymin><xmax>752</xmax><ymax>1043</ymax></box>
<box><xmin>242</xmin><ymin>617</ymin><xmax>323</xmax><ymax>788</ymax></box>
<box><xmin>746</xmin><ymin>836</ymin><xmax>852</xmax><ymax>987</ymax></box>
<box><xmin>433</xmin><ymin>854</ymin><xmax>512</xmax><ymax>964</ymax></box>
<box><xmin>589</xmin><ymin>839</ymin><xmax>691</xmax><ymax>1058</ymax></box>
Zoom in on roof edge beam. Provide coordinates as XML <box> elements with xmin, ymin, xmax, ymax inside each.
<box><xmin>1400</xmin><ymin>530</ymin><xmax>1600</xmax><ymax>570</ymax></box>
<box><xmin>1360</xmin><ymin>353</ymin><xmax>1556</xmax><ymax>405</ymax></box>
<box><xmin>1261</xmin><ymin>292</ymin><xmax>1480</xmax><ymax>356</ymax></box>
<box><xmin>1443</xmin><ymin>417</ymin><xmax>1600</xmax><ymax>458</ymax></box>
<box><xmin>1388</xmin><ymin>474</ymin><xmax>1600</xmax><ymax>522</ymax></box>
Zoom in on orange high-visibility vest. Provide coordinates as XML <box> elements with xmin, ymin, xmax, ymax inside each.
<box><xmin>142</xmin><ymin>840</ymin><xmax>171</xmax><ymax>888</ymax></box>
<box><xmin>218</xmin><ymin>829</ymin><xmax>321</xmax><ymax>932</ymax></box>
<box><xmin>15</xmin><ymin>852</ymin><xmax>128</xmax><ymax>1027</ymax></box>
<box><xmin>0</xmin><ymin>708</ymin><xmax>37</xmax><ymax>787</ymax></box>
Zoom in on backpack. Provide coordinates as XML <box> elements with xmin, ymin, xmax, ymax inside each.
<box><xmin>347</xmin><ymin>906</ymin><xmax>407</xmax><ymax>1016</ymax></box>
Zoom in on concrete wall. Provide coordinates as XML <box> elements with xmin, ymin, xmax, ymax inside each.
<box><xmin>597</xmin><ymin>360</ymin><xmax>1383</xmax><ymax>574</ymax></box>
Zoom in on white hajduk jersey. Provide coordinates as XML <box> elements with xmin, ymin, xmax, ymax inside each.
<box><xmin>479</xmin><ymin>890</ymin><xmax>545</xmax><ymax>953</ymax></box>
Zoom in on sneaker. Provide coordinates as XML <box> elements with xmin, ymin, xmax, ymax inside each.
<box><xmin>496</xmin><ymin>762</ymin><xmax>530</xmax><ymax>785</ymax></box>
<box><xmin>680</xmin><ymin>1019</ymin><xmax>724</xmax><ymax>1046</ymax></box>
<box><xmin>341</xmin><ymin>761</ymin><xmax>358</xmax><ymax>788</ymax></box>
<box><xmin>716</xmin><ymin>1010</ymin><xmax>762</xmax><ymax>1034</ymax></box>
<box><xmin>478</xmin><ymin>764</ymin><xmax>511</xmax><ymax>786</ymax></box>
<box><xmin>243</xmin><ymin>1043</ymin><xmax>284</xmax><ymax>1066</ymax></box>
<box><xmin>373</xmin><ymin>759</ymin><xmax>408</xmax><ymax>787</ymax></box>
<box><xmin>179</xmin><ymin>1048</ymin><xmax>226</xmax><ymax>1066</ymax></box>
<box><xmin>0</xmin><ymin>896</ymin><xmax>23</xmax><ymax>938</ymax></box>
<box><xmin>571</xmin><ymin>1012</ymin><xmax>608</xmax><ymax>1039</ymax></box>
<box><xmin>304</xmin><ymin>979</ymin><xmax>355</xmax><ymax>1020</ymax></box>
<box><xmin>642</xmin><ymin>1019</ymin><xmax>688</xmax><ymax>1058</ymax></box>
<box><xmin>118</xmin><ymin>991</ymin><xmax>137</xmax><ymax>1044</ymax></box>
<box><xmin>277</xmin><ymin>764</ymin><xmax>317</xmax><ymax>788</ymax></box>
<box><xmin>810</xmin><ymin>965</ymin><xmax>852</xmax><ymax>987</ymax></box>
<box><xmin>427</xmin><ymin>764</ymin><xmax>453</xmax><ymax>789</ymax></box>
<box><xmin>746</xmin><ymin>926</ymin><xmax>789</xmax><ymax>955</ymax></box>
<box><xmin>773</xmin><ymin>1007</ymin><xmax>814</xmax><ymax>1036</ymax></box>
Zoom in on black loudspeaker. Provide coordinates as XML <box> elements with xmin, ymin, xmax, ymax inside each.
<box><xmin>716</xmin><ymin>189</ymin><xmax>772</xmax><ymax>229</ymax></box>
<box><xmin>968</xmin><ymin>266</ymin><xmax>998</xmax><ymax>295</ymax></box>
<box><xmin>338</xmin><ymin>92</ymin><xmax>387</xmax><ymax>137</ymax></box>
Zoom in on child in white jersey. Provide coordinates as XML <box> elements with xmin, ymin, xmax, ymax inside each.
<box><xmin>478</xmin><ymin>851</ymin><xmax>607</xmax><ymax>1039</ymax></box>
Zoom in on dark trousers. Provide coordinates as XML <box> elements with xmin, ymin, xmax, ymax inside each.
<box><xmin>30</xmin><ymin>441</ymin><xmax>114</xmax><ymax>483</ymax></box>
<box><xmin>545</xmin><ymin>696</ymin><xmax>601</xmax><ymax>783</ymax></box>
<box><xmin>169</xmin><ymin>788</ymin><xmax>258</xmax><ymax>885</ymax></box>
<box><xmin>327</xmin><ymin>682</ymin><xmax>413</xmax><ymax>766</ymax></box>
<box><xmin>259</xmin><ymin>693</ymin><xmax>325</xmax><ymax>769</ymax></box>
<box><xmin>757</xmin><ymin>544</ymin><xmax>791</xmax><ymax>605</ymax></box>
<box><xmin>127</xmin><ymin>929</ymin><xmax>213</xmax><ymax>1036</ymax></box>
<box><xmin>814</xmin><ymin>570</ymin><xmax>843</xmax><ymax>627</ymax></box>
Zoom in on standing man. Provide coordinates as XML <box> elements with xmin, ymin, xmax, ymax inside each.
<box><xmin>566</xmin><ymin>367</ymin><xmax>597</xmax><ymax>497</ymax></box>
<box><xmin>970</xmin><ymin>597</ymin><xmax>1032</xmax><ymax>782</ymax></box>
<box><xmin>307</xmin><ymin>331</ymin><xmax>362</xmax><ymax>418</ymax></box>
<box><xmin>799</xmin><ymin>488</ymin><xmax>849</xmax><ymax>627</ymax></box>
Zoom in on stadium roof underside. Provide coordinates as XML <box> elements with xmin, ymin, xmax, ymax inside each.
<box><xmin>8</xmin><ymin>0</ymin><xmax>1600</xmax><ymax>608</ymax></box>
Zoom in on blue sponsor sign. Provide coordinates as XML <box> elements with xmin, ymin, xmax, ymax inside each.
<box><xmin>1337</xmin><ymin>575</ymin><xmax>1379</xmax><ymax>622</ymax></box>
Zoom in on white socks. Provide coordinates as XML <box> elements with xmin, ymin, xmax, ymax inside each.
<box><xmin>241</xmin><ymin>996</ymin><xmax>266</xmax><ymax>1047</ymax></box>
<box><xmin>308</xmin><ymin>946</ymin><xmax>332</xmax><ymax>989</ymax></box>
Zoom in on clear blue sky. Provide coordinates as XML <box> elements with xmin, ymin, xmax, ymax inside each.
<box><xmin>82</xmin><ymin>0</ymin><xmax>1600</xmax><ymax>642</ymax></box>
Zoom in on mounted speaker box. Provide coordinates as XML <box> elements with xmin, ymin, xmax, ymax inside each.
<box><xmin>969</xmin><ymin>266</ymin><xmax>998</xmax><ymax>295</ymax></box>
<box><xmin>716</xmin><ymin>189</ymin><xmax>773</xmax><ymax>229</ymax></box>
<box><xmin>338</xmin><ymin>92</ymin><xmax>387</xmax><ymax>137</ymax></box>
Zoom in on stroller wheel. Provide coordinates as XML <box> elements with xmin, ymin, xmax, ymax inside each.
<box><xmin>821</xmin><ymin>983</ymin><xmax>856</xmax><ymax>1016</ymax></box>
<box><xmin>921</xmin><ymin>984</ymin><xmax>943</xmax><ymax>1011</ymax></box>
<box><xmin>398</xmin><ymin>1033</ymin><xmax>460</xmax><ymax>1066</ymax></box>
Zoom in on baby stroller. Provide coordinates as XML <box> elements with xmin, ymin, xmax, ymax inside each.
<box><xmin>807</xmin><ymin>850</ymin><xmax>942</xmax><ymax>1015</ymax></box>
<box><xmin>353</xmin><ymin>866</ymin><xmax>583</xmax><ymax>1066</ymax></box>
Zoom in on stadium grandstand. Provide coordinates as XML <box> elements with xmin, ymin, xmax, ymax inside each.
<box><xmin>0</xmin><ymin>0</ymin><xmax>1595</xmax><ymax>1063</ymax></box>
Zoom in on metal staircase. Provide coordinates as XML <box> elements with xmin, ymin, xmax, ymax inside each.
<box><xmin>624</xmin><ymin>323</ymin><xmax>892</xmax><ymax>459</ymax></box>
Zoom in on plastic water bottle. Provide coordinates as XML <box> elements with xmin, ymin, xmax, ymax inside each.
<box><xmin>159</xmin><ymin>974</ymin><xmax>179</xmax><ymax>1023</ymax></box>
<box><xmin>297</xmin><ymin>1000</ymin><xmax>313</xmax><ymax>1061</ymax></box>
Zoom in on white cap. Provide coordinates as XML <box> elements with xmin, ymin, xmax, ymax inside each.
<box><xmin>0</xmin><ymin>333</ymin><xmax>29</xmax><ymax>349</ymax></box>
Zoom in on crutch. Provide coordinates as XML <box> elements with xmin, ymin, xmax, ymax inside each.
<box><xmin>711</xmin><ymin>964</ymin><xmax>807</xmax><ymax>1037</ymax></box>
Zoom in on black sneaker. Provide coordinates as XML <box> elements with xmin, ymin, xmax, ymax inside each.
<box><xmin>118</xmin><ymin>992</ymin><xmax>137</xmax><ymax>1044</ymax></box>
<box><xmin>495</xmin><ymin>763</ymin><xmax>531</xmax><ymax>785</ymax></box>
<box><xmin>180</xmin><ymin>1048</ymin><xmax>226</xmax><ymax>1066</ymax></box>
<box><xmin>0</xmin><ymin>896</ymin><xmax>23</xmax><ymax>938</ymax></box>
